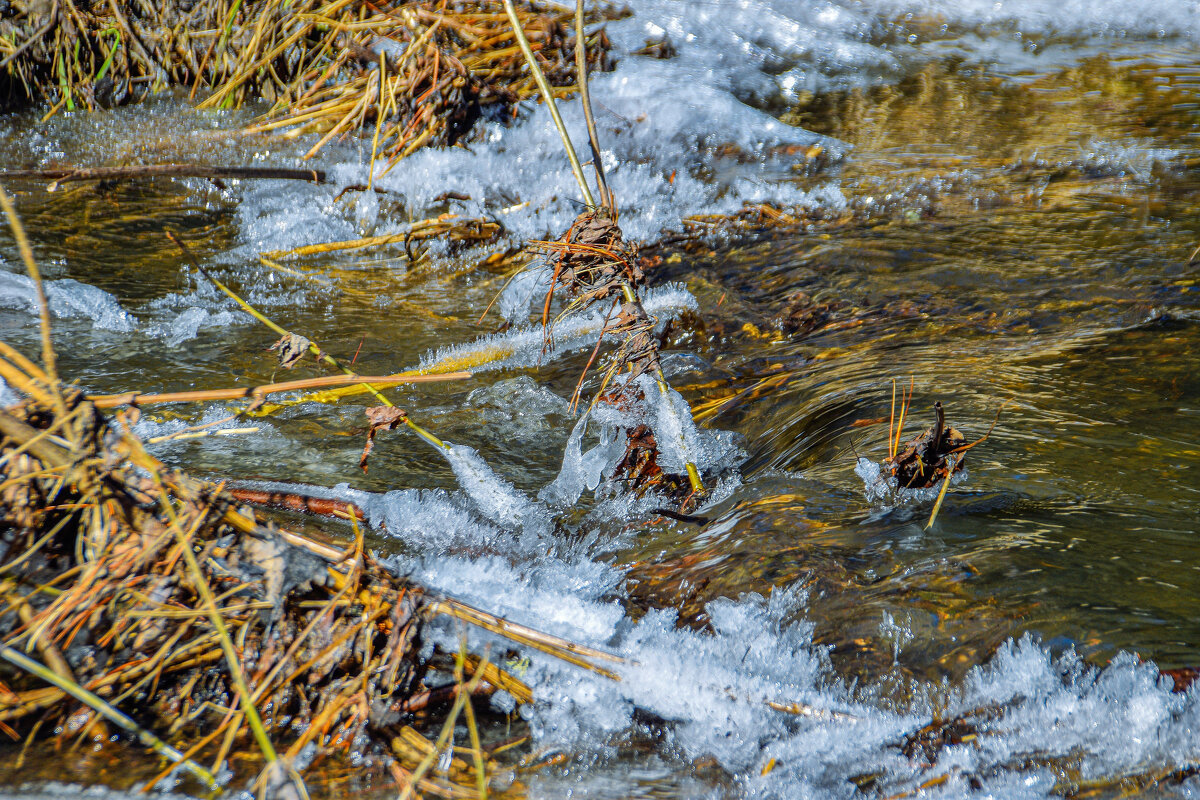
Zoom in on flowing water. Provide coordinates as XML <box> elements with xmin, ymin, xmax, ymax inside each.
<box><xmin>2</xmin><ymin>0</ymin><xmax>1200</xmax><ymax>797</ymax></box>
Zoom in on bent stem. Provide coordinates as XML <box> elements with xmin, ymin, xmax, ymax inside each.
<box><xmin>88</xmin><ymin>371</ymin><xmax>470</xmax><ymax>409</ymax></box>
<box><xmin>0</xmin><ymin>186</ymin><xmax>63</xmax><ymax>414</ymax></box>
<box><xmin>924</xmin><ymin>454</ymin><xmax>957</xmax><ymax>530</ymax></box>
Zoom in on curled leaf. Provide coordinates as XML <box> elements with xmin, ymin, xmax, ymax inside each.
<box><xmin>360</xmin><ymin>406</ymin><xmax>407</xmax><ymax>472</ymax></box>
<box><xmin>270</xmin><ymin>333</ymin><xmax>312</xmax><ymax>369</ymax></box>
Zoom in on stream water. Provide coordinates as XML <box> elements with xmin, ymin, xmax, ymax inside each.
<box><xmin>2</xmin><ymin>0</ymin><xmax>1200</xmax><ymax>797</ymax></box>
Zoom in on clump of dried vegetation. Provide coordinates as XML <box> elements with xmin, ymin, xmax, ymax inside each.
<box><xmin>0</xmin><ymin>191</ymin><xmax>621</xmax><ymax>797</ymax></box>
<box><xmin>0</xmin><ymin>0</ymin><xmax>615</xmax><ymax>163</ymax></box>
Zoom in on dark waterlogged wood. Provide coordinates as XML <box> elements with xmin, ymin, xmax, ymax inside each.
<box><xmin>228</xmin><ymin>487</ymin><xmax>367</xmax><ymax>522</ymax></box>
<box><xmin>0</xmin><ymin>164</ymin><xmax>326</xmax><ymax>186</ymax></box>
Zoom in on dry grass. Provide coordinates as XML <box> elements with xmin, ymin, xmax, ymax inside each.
<box><xmin>0</xmin><ymin>197</ymin><xmax>621</xmax><ymax>797</ymax></box>
<box><xmin>0</xmin><ymin>0</ymin><xmax>617</xmax><ymax>163</ymax></box>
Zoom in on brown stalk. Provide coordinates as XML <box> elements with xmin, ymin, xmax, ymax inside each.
<box><xmin>88</xmin><ymin>370</ymin><xmax>470</xmax><ymax>409</ymax></box>
<box><xmin>0</xmin><ymin>165</ymin><xmax>326</xmax><ymax>186</ymax></box>
<box><xmin>0</xmin><ymin>186</ymin><xmax>62</xmax><ymax>413</ymax></box>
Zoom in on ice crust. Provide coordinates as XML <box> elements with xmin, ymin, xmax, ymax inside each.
<box><xmin>236</xmin><ymin>423</ymin><xmax>1200</xmax><ymax>800</ymax></box>
<box><xmin>398</xmin><ymin>513</ymin><xmax>1200</xmax><ymax>800</ymax></box>
<box><xmin>9</xmin><ymin>0</ymin><xmax>1196</xmax><ymax>356</ymax></box>
<box><xmin>0</xmin><ymin>784</ymin><xmax>193</xmax><ymax>800</ymax></box>
<box><xmin>855</xmin><ymin>455</ymin><xmax>971</xmax><ymax>506</ymax></box>
<box><xmin>416</xmin><ymin>283</ymin><xmax>698</xmax><ymax>375</ymax></box>
<box><xmin>208</xmin><ymin>0</ymin><xmax>1200</xmax><ymax>267</ymax></box>
<box><xmin>0</xmin><ymin>271</ymin><xmax>135</xmax><ymax>332</ymax></box>
<box><xmin>617</xmin><ymin>0</ymin><xmax>1200</xmax><ymax>106</ymax></box>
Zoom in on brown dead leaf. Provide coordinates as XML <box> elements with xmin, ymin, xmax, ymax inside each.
<box><xmin>360</xmin><ymin>406</ymin><xmax>407</xmax><ymax>472</ymax></box>
<box><xmin>270</xmin><ymin>333</ymin><xmax>313</xmax><ymax>369</ymax></box>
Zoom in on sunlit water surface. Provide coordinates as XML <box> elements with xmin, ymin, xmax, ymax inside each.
<box><xmin>1</xmin><ymin>0</ymin><xmax>1200</xmax><ymax>797</ymax></box>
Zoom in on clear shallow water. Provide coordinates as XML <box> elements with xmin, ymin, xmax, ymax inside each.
<box><xmin>1</xmin><ymin>0</ymin><xmax>1200</xmax><ymax>797</ymax></box>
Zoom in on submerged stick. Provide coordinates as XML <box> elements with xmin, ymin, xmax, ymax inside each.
<box><xmin>228</xmin><ymin>487</ymin><xmax>366</xmax><ymax>521</ymax></box>
<box><xmin>0</xmin><ymin>165</ymin><xmax>326</xmax><ymax>186</ymax></box>
<box><xmin>0</xmin><ymin>647</ymin><xmax>219</xmax><ymax>789</ymax></box>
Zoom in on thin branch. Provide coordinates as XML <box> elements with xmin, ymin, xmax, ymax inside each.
<box><xmin>0</xmin><ymin>165</ymin><xmax>326</xmax><ymax>187</ymax></box>
<box><xmin>0</xmin><ymin>186</ymin><xmax>60</xmax><ymax>403</ymax></box>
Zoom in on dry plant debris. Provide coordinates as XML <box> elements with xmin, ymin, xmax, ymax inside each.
<box><xmin>0</xmin><ymin>357</ymin><xmax>521</xmax><ymax>794</ymax></box>
<box><xmin>1</xmin><ymin>0</ymin><xmax>617</xmax><ymax>163</ymax></box>
<box><xmin>886</xmin><ymin>400</ymin><xmax>967</xmax><ymax>490</ymax></box>
<box><xmin>494</xmin><ymin>0</ymin><xmax>706</xmax><ymax>503</ymax></box>
<box><xmin>0</xmin><ymin>197</ymin><xmax>613</xmax><ymax>793</ymax></box>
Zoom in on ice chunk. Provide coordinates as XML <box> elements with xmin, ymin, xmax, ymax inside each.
<box><xmin>466</xmin><ymin>376</ymin><xmax>571</xmax><ymax>419</ymax></box>
<box><xmin>539</xmin><ymin>413</ymin><xmax>627</xmax><ymax>508</ymax></box>
<box><xmin>634</xmin><ymin>373</ymin><xmax>745</xmax><ymax>476</ymax></box>
<box><xmin>856</xmin><ymin>455</ymin><xmax>970</xmax><ymax>506</ymax></box>
<box><xmin>347</xmin><ymin>485</ymin><xmax>506</xmax><ymax>553</ymax></box>
<box><xmin>416</xmin><ymin>283</ymin><xmax>698</xmax><ymax>375</ymax></box>
<box><xmin>634</xmin><ymin>374</ymin><xmax>705</xmax><ymax>476</ymax></box>
<box><xmin>0</xmin><ymin>271</ymin><xmax>135</xmax><ymax>332</ymax></box>
<box><xmin>145</xmin><ymin>306</ymin><xmax>242</xmax><ymax>347</ymax></box>
<box><xmin>498</xmin><ymin>264</ymin><xmax>553</xmax><ymax>326</ymax></box>
<box><xmin>441</xmin><ymin>443</ymin><xmax>549</xmax><ymax>533</ymax></box>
